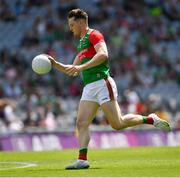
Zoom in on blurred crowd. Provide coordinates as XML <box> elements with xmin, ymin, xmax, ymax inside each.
<box><xmin>0</xmin><ymin>0</ymin><xmax>180</xmax><ymax>134</ymax></box>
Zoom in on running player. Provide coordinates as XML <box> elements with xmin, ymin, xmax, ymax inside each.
<box><xmin>47</xmin><ymin>8</ymin><xmax>171</xmax><ymax>169</ymax></box>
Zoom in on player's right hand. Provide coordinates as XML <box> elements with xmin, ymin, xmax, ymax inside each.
<box><xmin>65</xmin><ymin>65</ymin><xmax>80</xmax><ymax>77</ymax></box>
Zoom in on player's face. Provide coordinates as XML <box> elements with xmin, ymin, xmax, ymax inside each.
<box><xmin>68</xmin><ymin>17</ymin><xmax>81</xmax><ymax>38</ymax></box>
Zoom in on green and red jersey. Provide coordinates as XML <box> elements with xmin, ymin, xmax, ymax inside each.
<box><xmin>77</xmin><ymin>29</ymin><xmax>109</xmax><ymax>85</ymax></box>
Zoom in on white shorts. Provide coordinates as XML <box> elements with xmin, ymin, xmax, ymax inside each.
<box><xmin>81</xmin><ymin>76</ymin><xmax>118</xmax><ymax>105</ymax></box>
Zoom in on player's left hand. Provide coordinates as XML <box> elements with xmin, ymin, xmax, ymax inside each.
<box><xmin>43</xmin><ymin>54</ymin><xmax>56</xmax><ymax>66</ymax></box>
<box><xmin>65</xmin><ymin>65</ymin><xmax>82</xmax><ymax>76</ymax></box>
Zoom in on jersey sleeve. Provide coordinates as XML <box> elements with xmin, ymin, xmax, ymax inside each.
<box><xmin>89</xmin><ymin>30</ymin><xmax>105</xmax><ymax>47</ymax></box>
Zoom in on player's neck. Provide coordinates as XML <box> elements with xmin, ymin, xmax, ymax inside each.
<box><xmin>80</xmin><ymin>27</ymin><xmax>90</xmax><ymax>39</ymax></box>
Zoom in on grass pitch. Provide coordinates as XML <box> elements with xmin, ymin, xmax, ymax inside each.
<box><xmin>0</xmin><ymin>146</ymin><xmax>180</xmax><ymax>177</ymax></box>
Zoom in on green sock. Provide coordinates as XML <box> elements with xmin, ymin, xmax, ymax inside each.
<box><xmin>142</xmin><ymin>116</ymin><xmax>154</xmax><ymax>124</ymax></box>
<box><xmin>142</xmin><ymin>116</ymin><xmax>148</xmax><ymax>123</ymax></box>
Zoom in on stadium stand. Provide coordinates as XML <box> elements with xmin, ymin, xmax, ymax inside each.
<box><xmin>0</xmin><ymin>0</ymin><xmax>179</xmax><ymax>133</ymax></box>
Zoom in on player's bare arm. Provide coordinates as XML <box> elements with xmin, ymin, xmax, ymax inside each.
<box><xmin>65</xmin><ymin>42</ymin><xmax>108</xmax><ymax>76</ymax></box>
<box><xmin>45</xmin><ymin>54</ymin><xmax>76</xmax><ymax>75</ymax></box>
<box><xmin>73</xmin><ymin>55</ymin><xmax>81</xmax><ymax>66</ymax></box>
<box><xmin>81</xmin><ymin>41</ymin><xmax>108</xmax><ymax>70</ymax></box>
<box><xmin>44</xmin><ymin>54</ymin><xmax>65</xmax><ymax>72</ymax></box>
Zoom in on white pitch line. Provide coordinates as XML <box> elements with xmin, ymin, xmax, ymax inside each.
<box><xmin>0</xmin><ymin>161</ymin><xmax>37</xmax><ymax>171</ymax></box>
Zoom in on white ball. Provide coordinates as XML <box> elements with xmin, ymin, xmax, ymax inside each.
<box><xmin>32</xmin><ymin>54</ymin><xmax>52</xmax><ymax>75</ymax></box>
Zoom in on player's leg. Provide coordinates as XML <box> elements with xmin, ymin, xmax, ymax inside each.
<box><xmin>101</xmin><ymin>100</ymin><xmax>171</xmax><ymax>131</ymax></box>
<box><xmin>98</xmin><ymin>77</ymin><xmax>143</xmax><ymax>129</ymax></box>
<box><xmin>76</xmin><ymin>101</ymin><xmax>99</xmax><ymax>149</ymax></box>
<box><xmin>66</xmin><ymin>100</ymin><xmax>99</xmax><ymax>169</ymax></box>
<box><xmin>100</xmin><ymin>77</ymin><xmax>171</xmax><ymax>131</ymax></box>
<box><xmin>100</xmin><ymin>100</ymin><xmax>143</xmax><ymax>130</ymax></box>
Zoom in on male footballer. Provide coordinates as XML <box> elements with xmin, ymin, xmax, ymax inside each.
<box><xmin>47</xmin><ymin>8</ymin><xmax>171</xmax><ymax>169</ymax></box>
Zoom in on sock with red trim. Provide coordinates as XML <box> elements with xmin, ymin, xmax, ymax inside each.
<box><xmin>78</xmin><ymin>148</ymin><xmax>88</xmax><ymax>160</ymax></box>
<box><xmin>142</xmin><ymin>116</ymin><xmax>154</xmax><ymax>125</ymax></box>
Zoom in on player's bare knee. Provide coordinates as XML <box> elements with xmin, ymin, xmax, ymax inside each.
<box><xmin>76</xmin><ymin>119</ymin><xmax>89</xmax><ymax>130</ymax></box>
<box><xmin>110</xmin><ymin>117</ymin><xmax>126</xmax><ymax>130</ymax></box>
<box><xmin>111</xmin><ymin>124</ymin><xmax>124</xmax><ymax>130</ymax></box>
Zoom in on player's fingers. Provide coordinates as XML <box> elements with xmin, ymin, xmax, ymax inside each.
<box><xmin>44</xmin><ymin>54</ymin><xmax>56</xmax><ymax>65</ymax></box>
<box><xmin>68</xmin><ymin>70</ymin><xmax>79</xmax><ymax>76</ymax></box>
<box><xmin>43</xmin><ymin>54</ymin><xmax>54</xmax><ymax>60</ymax></box>
<box><xmin>65</xmin><ymin>66</ymin><xmax>76</xmax><ymax>73</ymax></box>
<box><xmin>73</xmin><ymin>72</ymin><xmax>78</xmax><ymax>77</ymax></box>
<box><xmin>65</xmin><ymin>65</ymin><xmax>79</xmax><ymax>76</ymax></box>
<box><xmin>66</xmin><ymin>68</ymin><xmax>76</xmax><ymax>75</ymax></box>
<box><xmin>66</xmin><ymin>67</ymin><xmax>74</xmax><ymax>72</ymax></box>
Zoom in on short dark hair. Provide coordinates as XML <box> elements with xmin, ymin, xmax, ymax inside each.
<box><xmin>68</xmin><ymin>8</ymin><xmax>88</xmax><ymax>21</ymax></box>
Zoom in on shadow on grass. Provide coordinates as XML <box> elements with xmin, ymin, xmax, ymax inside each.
<box><xmin>65</xmin><ymin>167</ymin><xmax>102</xmax><ymax>170</ymax></box>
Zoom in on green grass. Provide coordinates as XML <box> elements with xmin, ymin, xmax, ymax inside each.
<box><xmin>0</xmin><ymin>146</ymin><xmax>180</xmax><ymax>177</ymax></box>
